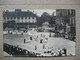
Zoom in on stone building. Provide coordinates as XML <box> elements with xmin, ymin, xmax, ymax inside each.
<box><xmin>3</xmin><ymin>9</ymin><xmax>38</xmax><ymax>29</ymax></box>
<box><xmin>55</xmin><ymin>9</ymin><xmax>76</xmax><ymax>41</ymax></box>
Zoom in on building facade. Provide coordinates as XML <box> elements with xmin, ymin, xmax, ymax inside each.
<box><xmin>3</xmin><ymin>9</ymin><xmax>38</xmax><ymax>29</ymax></box>
<box><xmin>55</xmin><ymin>9</ymin><xmax>76</xmax><ymax>41</ymax></box>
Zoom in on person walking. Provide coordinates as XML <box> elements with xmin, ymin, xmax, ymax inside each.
<box><xmin>63</xmin><ymin>48</ymin><xmax>67</xmax><ymax>56</ymax></box>
<box><xmin>24</xmin><ymin>39</ymin><xmax>26</xmax><ymax>43</ymax></box>
<box><xmin>35</xmin><ymin>45</ymin><xmax>37</xmax><ymax>50</ymax></box>
<box><xmin>30</xmin><ymin>36</ymin><xmax>32</xmax><ymax>40</ymax></box>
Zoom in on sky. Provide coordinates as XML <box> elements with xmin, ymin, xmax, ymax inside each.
<box><xmin>7</xmin><ymin>9</ymin><xmax>56</xmax><ymax>17</ymax></box>
<box><xmin>29</xmin><ymin>9</ymin><xmax>56</xmax><ymax>16</ymax></box>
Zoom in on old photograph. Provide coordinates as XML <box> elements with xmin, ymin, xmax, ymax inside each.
<box><xmin>3</xmin><ymin>9</ymin><xmax>76</xmax><ymax>57</ymax></box>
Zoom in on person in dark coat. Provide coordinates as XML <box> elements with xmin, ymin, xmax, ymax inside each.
<box><xmin>40</xmin><ymin>39</ymin><xmax>43</xmax><ymax>43</ymax></box>
<box><xmin>24</xmin><ymin>39</ymin><xmax>26</xmax><ymax>43</ymax></box>
<box><xmin>63</xmin><ymin>48</ymin><xmax>67</xmax><ymax>56</ymax></box>
<box><xmin>58</xmin><ymin>51</ymin><xmax>62</xmax><ymax>56</ymax></box>
<box><xmin>30</xmin><ymin>36</ymin><xmax>32</xmax><ymax>40</ymax></box>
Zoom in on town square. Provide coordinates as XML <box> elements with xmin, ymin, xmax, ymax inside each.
<box><xmin>3</xmin><ymin>9</ymin><xmax>76</xmax><ymax>57</ymax></box>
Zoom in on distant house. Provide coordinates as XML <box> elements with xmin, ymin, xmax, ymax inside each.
<box><xmin>3</xmin><ymin>9</ymin><xmax>38</xmax><ymax>29</ymax></box>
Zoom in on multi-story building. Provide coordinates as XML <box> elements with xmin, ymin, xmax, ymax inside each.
<box><xmin>3</xmin><ymin>9</ymin><xmax>38</xmax><ymax>29</ymax></box>
<box><xmin>55</xmin><ymin>9</ymin><xmax>76</xmax><ymax>41</ymax></box>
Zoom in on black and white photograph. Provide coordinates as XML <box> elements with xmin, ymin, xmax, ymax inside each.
<box><xmin>3</xmin><ymin>9</ymin><xmax>76</xmax><ymax>57</ymax></box>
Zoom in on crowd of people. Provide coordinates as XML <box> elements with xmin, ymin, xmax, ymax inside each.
<box><xmin>3</xmin><ymin>43</ymin><xmax>38</xmax><ymax>57</ymax></box>
<box><xmin>4</xmin><ymin>43</ymin><xmax>73</xmax><ymax>57</ymax></box>
<box><xmin>43</xmin><ymin>47</ymin><xmax>68</xmax><ymax>56</ymax></box>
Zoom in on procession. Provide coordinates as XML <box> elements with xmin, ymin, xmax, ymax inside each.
<box><xmin>3</xmin><ymin>28</ymin><xmax>75</xmax><ymax>57</ymax></box>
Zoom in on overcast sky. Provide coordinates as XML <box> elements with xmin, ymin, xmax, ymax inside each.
<box><xmin>8</xmin><ymin>9</ymin><xmax>56</xmax><ymax>17</ymax></box>
<box><xmin>29</xmin><ymin>9</ymin><xmax>56</xmax><ymax>16</ymax></box>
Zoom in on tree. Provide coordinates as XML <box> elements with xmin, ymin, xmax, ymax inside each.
<box><xmin>49</xmin><ymin>12</ymin><xmax>55</xmax><ymax>26</ymax></box>
<box><xmin>41</xmin><ymin>12</ymin><xmax>51</xmax><ymax>22</ymax></box>
<box><xmin>37</xmin><ymin>12</ymin><xmax>51</xmax><ymax>27</ymax></box>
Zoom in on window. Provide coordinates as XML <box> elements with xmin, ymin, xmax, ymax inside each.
<box><xmin>73</xmin><ymin>10</ymin><xmax>75</xmax><ymax>15</ymax></box>
<box><xmin>17</xmin><ymin>17</ymin><xmax>19</xmax><ymax>19</ymax></box>
<box><xmin>27</xmin><ymin>20</ymin><xmax>29</xmax><ymax>22</ymax></box>
<box><xmin>32</xmin><ymin>17</ymin><xmax>34</xmax><ymax>19</ymax></box>
<box><xmin>68</xmin><ymin>10</ymin><xmax>70</xmax><ymax>15</ymax></box>
<box><xmin>21</xmin><ymin>17</ymin><xmax>23</xmax><ymax>19</ymax></box>
<box><xmin>14</xmin><ymin>17</ymin><xmax>16</xmax><ymax>19</ymax></box>
<box><xmin>74</xmin><ymin>10</ymin><xmax>75</xmax><ymax>15</ymax></box>
<box><xmin>23</xmin><ymin>20</ymin><xmax>25</xmax><ymax>23</ymax></box>
<box><xmin>4</xmin><ymin>17</ymin><xmax>6</xmax><ymax>19</ymax></box>
<box><xmin>7</xmin><ymin>17</ymin><xmax>9</xmax><ymax>19</ymax></box>
<box><xmin>65</xmin><ymin>11</ymin><xmax>67</xmax><ymax>16</ymax></box>
<box><xmin>66</xmin><ymin>10</ymin><xmax>68</xmax><ymax>16</ymax></box>
<box><xmin>29</xmin><ymin>17</ymin><xmax>30</xmax><ymax>19</ymax></box>
<box><xmin>25</xmin><ymin>17</ymin><xmax>27</xmax><ymax>19</ymax></box>
<box><xmin>11</xmin><ymin>17</ymin><xmax>12</xmax><ymax>19</ymax></box>
<box><xmin>63</xmin><ymin>11</ymin><xmax>65</xmax><ymax>16</ymax></box>
<box><xmin>34</xmin><ymin>20</ymin><xmax>36</xmax><ymax>23</ymax></box>
<box><xmin>72</xmin><ymin>17</ymin><xmax>75</xmax><ymax>24</ymax></box>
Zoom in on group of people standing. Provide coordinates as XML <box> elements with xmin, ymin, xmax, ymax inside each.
<box><xmin>44</xmin><ymin>48</ymin><xmax>67</xmax><ymax>56</ymax></box>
